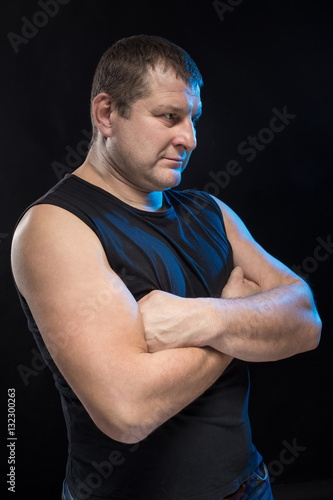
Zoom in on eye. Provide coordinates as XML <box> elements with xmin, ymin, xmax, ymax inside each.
<box><xmin>163</xmin><ymin>113</ymin><xmax>176</xmax><ymax>121</ymax></box>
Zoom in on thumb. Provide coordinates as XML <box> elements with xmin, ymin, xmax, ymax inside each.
<box><xmin>221</xmin><ymin>266</ymin><xmax>245</xmax><ymax>299</ymax></box>
<box><xmin>228</xmin><ymin>266</ymin><xmax>244</xmax><ymax>283</ymax></box>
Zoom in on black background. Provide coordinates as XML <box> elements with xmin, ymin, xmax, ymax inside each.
<box><xmin>1</xmin><ymin>1</ymin><xmax>332</xmax><ymax>499</ymax></box>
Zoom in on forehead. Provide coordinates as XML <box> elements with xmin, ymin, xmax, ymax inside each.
<box><xmin>143</xmin><ymin>67</ymin><xmax>202</xmax><ymax>112</ymax></box>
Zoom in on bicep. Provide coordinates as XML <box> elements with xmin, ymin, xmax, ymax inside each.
<box><xmin>211</xmin><ymin>196</ymin><xmax>302</xmax><ymax>290</ymax></box>
<box><xmin>11</xmin><ymin>205</ymin><xmax>147</xmax><ymax>434</ymax></box>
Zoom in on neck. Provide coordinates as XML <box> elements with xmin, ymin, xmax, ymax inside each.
<box><xmin>73</xmin><ymin>148</ymin><xmax>165</xmax><ymax>212</ymax></box>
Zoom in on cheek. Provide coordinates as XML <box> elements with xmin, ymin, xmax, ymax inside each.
<box><xmin>121</xmin><ymin>120</ymin><xmax>171</xmax><ymax>164</ymax></box>
<box><xmin>127</xmin><ymin>126</ymin><xmax>155</xmax><ymax>152</ymax></box>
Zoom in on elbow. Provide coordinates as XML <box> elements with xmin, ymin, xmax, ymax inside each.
<box><xmin>301</xmin><ymin>307</ymin><xmax>322</xmax><ymax>353</ymax></box>
<box><xmin>103</xmin><ymin>426</ymin><xmax>148</xmax><ymax>445</ymax></box>
<box><xmin>298</xmin><ymin>284</ymin><xmax>322</xmax><ymax>352</ymax></box>
<box><xmin>307</xmin><ymin>312</ymin><xmax>322</xmax><ymax>351</ymax></box>
<box><xmin>93</xmin><ymin>404</ymin><xmax>154</xmax><ymax>445</ymax></box>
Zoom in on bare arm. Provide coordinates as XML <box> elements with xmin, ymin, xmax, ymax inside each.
<box><xmin>209</xmin><ymin>198</ymin><xmax>322</xmax><ymax>360</ymax></box>
<box><xmin>139</xmin><ymin>198</ymin><xmax>322</xmax><ymax>362</ymax></box>
<box><xmin>11</xmin><ymin>205</ymin><xmax>231</xmax><ymax>444</ymax></box>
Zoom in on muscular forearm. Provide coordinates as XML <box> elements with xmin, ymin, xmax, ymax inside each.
<box><xmin>119</xmin><ymin>346</ymin><xmax>232</xmax><ymax>443</ymax></box>
<box><xmin>138</xmin><ymin>271</ymin><xmax>321</xmax><ymax>364</ymax></box>
<box><xmin>200</xmin><ymin>283</ymin><xmax>321</xmax><ymax>362</ymax></box>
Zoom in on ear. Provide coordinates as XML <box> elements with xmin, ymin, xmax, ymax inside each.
<box><xmin>92</xmin><ymin>93</ymin><xmax>114</xmax><ymax>138</ymax></box>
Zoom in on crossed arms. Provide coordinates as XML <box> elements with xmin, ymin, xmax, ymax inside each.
<box><xmin>11</xmin><ymin>198</ymin><xmax>321</xmax><ymax>443</ymax></box>
<box><xmin>140</xmin><ymin>198</ymin><xmax>322</xmax><ymax>362</ymax></box>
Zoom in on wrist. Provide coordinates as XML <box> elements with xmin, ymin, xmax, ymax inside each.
<box><xmin>194</xmin><ymin>297</ymin><xmax>223</xmax><ymax>348</ymax></box>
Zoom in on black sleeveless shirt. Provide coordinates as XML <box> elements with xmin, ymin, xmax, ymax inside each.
<box><xmin>16</xmin><ymin>175</ymin><xmax>261</xmax><ymax>499</ymax></box>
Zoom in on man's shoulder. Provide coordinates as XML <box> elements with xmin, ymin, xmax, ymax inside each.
<box><xmin>14</xmin><ymin>174</ymin><xmax>90</xmax><ymax>236</ymax></box>
<box><xmin>13</xmin><ymin>204</ymin><xmax>83</xmax><ymax>254</ymax></box>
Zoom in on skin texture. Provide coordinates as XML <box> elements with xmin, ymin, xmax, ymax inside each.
<box><xmin>11</xmin><ymin>66</ymin><xmax>321</xmax><ymax>444</ymax></box>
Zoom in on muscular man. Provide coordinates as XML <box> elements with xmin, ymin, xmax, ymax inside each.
<box><xmin>11</xmin><ymin>35</ymin><xmax>321</xmax><ymax>500</ymax></box>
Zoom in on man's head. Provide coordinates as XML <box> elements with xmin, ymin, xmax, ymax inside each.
<box><xmin>90</xmin><ymin>34</ymin><xmax>203</xmax><ymax>144</ymax></box>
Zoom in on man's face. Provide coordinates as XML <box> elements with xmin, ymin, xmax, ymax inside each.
<box><xmin>105</xmin><ymin>67</ymin><xmax>202</xmax><ymax>193</ymax></box>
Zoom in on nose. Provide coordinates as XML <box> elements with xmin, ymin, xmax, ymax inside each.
<box><xmin>172</xmin><ymin>118</ymin><xmax>197</xmax><ymax>152</ymax></box>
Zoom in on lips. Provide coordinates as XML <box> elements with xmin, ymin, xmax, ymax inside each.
<box><xmin>163</xmin><ymin>157</ymin><xmax>185</xmax><ymax>163</ymax></box>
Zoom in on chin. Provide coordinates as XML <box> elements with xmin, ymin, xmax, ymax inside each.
<box><xmin>159</xmin><ymin>171</ymin><xmax>182</xmax><ymax>190</ymax></box>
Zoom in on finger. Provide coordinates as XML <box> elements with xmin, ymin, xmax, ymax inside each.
<box><xmin>229</xmin><ymin>266</ymin><xmax>244</xmax><ymax>282</ymax></box>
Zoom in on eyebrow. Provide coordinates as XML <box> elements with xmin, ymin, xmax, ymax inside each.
<box><xmin>153</xmin><ymin>104</ymin><xmax>202</xmax><ymax>121</ymax></box>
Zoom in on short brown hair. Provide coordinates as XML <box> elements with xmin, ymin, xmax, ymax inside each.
<box><xmin>90</xmin><ymin>34</ymin><xmax>203</xmax><ymax>143</ymax></box>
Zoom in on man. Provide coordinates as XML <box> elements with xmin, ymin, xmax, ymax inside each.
<box><xmin>11</xmin><ymin>35</ymin><xmax>321</xmax><ymax>500</ymax></box>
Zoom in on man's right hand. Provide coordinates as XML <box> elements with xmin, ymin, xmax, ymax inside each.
<box><xmin>221</xmin><ymin>266</ymin><xmax>261</xmax><ymax>299</ymax></box>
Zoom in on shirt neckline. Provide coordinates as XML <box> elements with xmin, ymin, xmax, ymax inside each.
<box><xmin>66</xmin><ymin>174</ymin><xmax>176</xmax><ymax>219</ymax></box>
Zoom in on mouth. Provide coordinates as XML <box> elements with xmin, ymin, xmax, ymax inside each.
<box><xmin>162</xmin><ymin>157</ymin><xmax>185</xmax><ymax>166</ymax></box>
